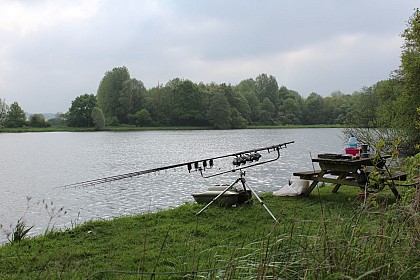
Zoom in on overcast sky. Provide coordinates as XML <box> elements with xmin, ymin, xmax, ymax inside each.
<box><xmin>0</xmin><ymin>0</ymin><xmax>417</xmax><ymax>113</ymax></box>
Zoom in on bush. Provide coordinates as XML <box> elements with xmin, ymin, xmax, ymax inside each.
<box><xmin>91</xmin><ymin>107</ymin><xmax>105</xmax><ymax>130</ymax></box>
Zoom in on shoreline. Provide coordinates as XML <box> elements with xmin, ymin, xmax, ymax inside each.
<box><xmin>0</xmin><ymin>124</ymin><xmax>344</xmax><ymax>133</ymax></box>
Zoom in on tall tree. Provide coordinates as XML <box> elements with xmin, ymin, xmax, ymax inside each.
<box><xmin>279</xmin><ymin>98</ymin><xmax>300</xmax><ymax>124</ymax></box>
<box><xmin>236</xmin><ymin>78</ymin><xmax>256</xmax><ymax>96</ymax></box>
<box><xmin>207</xmin><ymin>92</ymin><xmax>231</xmax><ymax>129</ymax></box>
<box><xmin>145</xmin><ymin>85</ymin><xmax>173</xmax><ymax>126</ymax></box>
<box><xmin>91</xmin><ymin>107</ymin><xmax>105</xmax><ymax>130</ymax></box>
<box><xmin>171</xmin><ymin>80</ymin><xmax>208</xmax><ymax>125</ymax></box>
<box><xmin>397</xmin><ymin>8</ymin><xmax>420</xmax><ymax>150</ymax></box>
<box><xmin>0</xmin><ymin>98</ymin><xmax>8</xmax><ymax>126</ymax></box>
<box><xmin>219</xmin><ymin>83</ymin><xmax>250</xmax><ymax>123</ymax></box>
<box><xmin>255</xmin><ymin>73</ymin><xmax>279</xmax><ymax>106</ymax></box>
<box><xmin>230</xmin><ymin>108</ymin><xmax>247</xmax><ymax>129</ymax></box>
<box><xmin>237</xmin><ymin>78</ymin><xmax>260</xmax><ymax>123</ymax></box>
<box><xmin>374</xmin><ymin>79</ymin><xmax>403</xmax><ymax>127</ymax></box>
<box><xmin>67</xmin><ymin>94</ymin><xmax>97</xmax><ymax>127</ymax></box>
<box><xmin>117</xmin><ymin>78</ymin><xmax>146</xmax><ymax>123</ymax></box>
<box><xmin>349</xmin><ymin>87</ymin><xmax>380</xmax><ymax>128</ymax></box>
<box><xmin>277</xmin><ymin>87</ymin><xmax>303</xmax><ymax>124</ymax></box>
<box><xmin>97</xmin><ymin>66</ymin><xmax>130</xmax><ymax>123</ymax></box>
<box><xmin>303</xmin><ymin>93</ymin><xmax>324</xmax><ymax>125</ymax></box>
<box><xmin>4</xmin><ymin>102</ymin><xmax>26</xmax><ymax>128</ymax></box>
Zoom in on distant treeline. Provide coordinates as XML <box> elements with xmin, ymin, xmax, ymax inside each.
<box><xmin>0</xmin><ymin>68</ymin><xmax>410</xmax><ymax>131</ymax></box>
<box><xmin>60</xmin><ymin>67</ymin><xmax>405</xmax><ymax>130</ymax></box>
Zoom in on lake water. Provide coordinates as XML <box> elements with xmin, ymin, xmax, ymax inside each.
<box><xmin>0</xmin><ymin>128</ymin><xmax>345</xmax><ymax>243</ymax></box>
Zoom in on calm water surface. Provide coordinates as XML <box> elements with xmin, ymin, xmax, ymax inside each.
<box><xmin>0</xmin><ymin>128</ymin><xmax>345</xmax><ymax>243</ymax></box>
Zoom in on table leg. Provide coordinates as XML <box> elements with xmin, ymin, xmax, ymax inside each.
<box><xmin>332</xmin><ymin>172</ymin><xmax>348</xmax><ymax>193</ymax></box>
<box><xmin>388</xmin><ymin>182</ymin><xmax>401</xmax><ymax>199</ymax></box>
<box><xmin>304</xmin><ymin>170</ymin><xmax>326</xmax><ymax>197</ymax></box>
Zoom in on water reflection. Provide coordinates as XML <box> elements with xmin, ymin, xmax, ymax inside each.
<box><xmin>0</xmin><ymin>128</ymin><xmax>344</xmax><ymax>243</ymax></box>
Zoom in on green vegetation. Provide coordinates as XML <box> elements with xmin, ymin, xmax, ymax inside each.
<box><xmin>397</xmin><ymin>8</ymin><xmax>420</xmax><ymax>150</ymax></box>
<box><xmin>0</xmin><ymin>185</ymin><xmax>418</xmax><ymax>279</ymax></box>
<box><xmin>28</xmin><ymin>113</ymin><xmax>49</xmax><ymax>128</ymax></box>
<box><xmin>91</xmin><ymin>107</ymin><xmax>105</xmax><ymax>131</ymax></box>
<box><xmin>67</xmin><ymin>93</ymin><xmax>97</xmax><ymax>128</ymax></box>
<box><xmin>2</xmin><ymin>102</ymin><xmax>27</xmax><ymax>128</ymax></box>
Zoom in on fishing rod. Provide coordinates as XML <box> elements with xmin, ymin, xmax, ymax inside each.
<box><xmin>57</xmin><ymin>141</ymin><xmax>294</xmax><ymax>189</ymax></box>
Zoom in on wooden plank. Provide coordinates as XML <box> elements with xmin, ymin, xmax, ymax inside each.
<box><xmin>315</xmin><ymin>176</ymin><xmax>361</xmax><ymax>187</ymax></box>
<box><xmin>385</xmin><ymin>171</ymin><xmax>407</xmax><ymax>181</ymax></box>
<box><xmin>293</xmin><ymin>170</ymin><xmax>322</xmax><ymax>176</ymax></box>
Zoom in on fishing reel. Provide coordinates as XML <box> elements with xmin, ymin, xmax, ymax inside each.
<box><xmin>198</xmin><ymin>145</ymin><xmax>283</xmax><ymax>178</ymax></box>
<box><xmin>232</xmin><ymin>152</ymin><xmax>261</xmax><ymax>166</ymax></box>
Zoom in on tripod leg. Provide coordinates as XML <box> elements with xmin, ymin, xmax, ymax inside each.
<box><xmin>196</xmin><ymin>178</ymin><xmax>241</xmax><ymax>216</ymax></box>
<box><xmin>239</xmin><ymin>178</ymin><xmax>252</xmax><ymax>203</ymax></box>
<box><xmin>243</xmin><ymin>180</ymin><xmax>278</xmax><ymax>222</ymax></box>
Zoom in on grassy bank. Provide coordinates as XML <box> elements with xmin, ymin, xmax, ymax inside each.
<box><xmin>0</xmin><ymin>186</ymin><xmax>418</xmax><ymax>279</ymax></box>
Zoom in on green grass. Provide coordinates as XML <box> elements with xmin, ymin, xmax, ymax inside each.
<box><xmin>0</xmin><ymin>185</ymin><xmax>418</xmax><ymax>279</ymax></box>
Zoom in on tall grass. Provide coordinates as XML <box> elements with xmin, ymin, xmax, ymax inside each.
<box><xmin>0</xmin><ymin>186</ymin><xmax>418</xmax><ymax>279</ymax></box>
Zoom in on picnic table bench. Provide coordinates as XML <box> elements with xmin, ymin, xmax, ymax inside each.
<box><xmin>293</xmin><ymin>154</ymin><xmax>407</xmax><ymax>198</ymax></box>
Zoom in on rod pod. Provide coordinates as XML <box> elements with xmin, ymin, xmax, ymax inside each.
<box><xmin>196</xmin><ymin>170</ymin><xmax>278</xmax><ymax>222</ymax></box>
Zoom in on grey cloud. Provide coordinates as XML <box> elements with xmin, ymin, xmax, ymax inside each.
<box><xmin>0</xmin><ymin>0</ymin><xmax>417</xmax><ymax>112</ymax></box>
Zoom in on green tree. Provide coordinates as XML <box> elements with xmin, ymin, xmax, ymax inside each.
<box><xmin>207</xmin><ymin>92</ymin><xmax>231</xmax><ymax>129</ymax></box>
<box><xmin>144</xmin><ymin>85</ymin><xmax>173</xmax><ymax>126</ymax></box>
<box><xmin>279</xmin><ymin>98</ymin><xmax>300</xmax><ymax>124</ymax></box>
<box><xmin>236</xmin><ymin>78</ymin><xmax>256</xmax><ymax>96</ymax></box>
<box><xmin>130</xmin><ymin>108</ymin><xmax>153</xmax><ymax>127</ymax></box>
<box><xmin>255</xmin><ymin>74</ymin><xmax>279</xmax><ymax>106</ymax></box>
<box><xmin>29</xmin><ymin>114</ymin><xmax>49</xmax><ymax>127</ymax></box>
<box><xmin>230</xmin><ymin>108</ymin><xmax>247</xmax><ymax>129</ymax></box>
<box><xmin>67</xmin><ymin>94</ymin><xmax>97</xmax><ymax>127</ymax></box>
<box><xmin>397</xmin><ymin>8</ymin><xmax>420</xmax><ymax>151</ymax></box>
<box><xmin>224</xmin><ymin>85</ymin><xmax>251</xmax><ymax>122</ymax></box>
<box><xmin>0</xmin><ymin>98</ymin><xmax>8</xmax><ymax>126</ymax></box>
<box><xmin>236</xmin><ymin>79</ymin><xmax>261</xmax><ymax>123</ymax></box>
<box><xmin>349</xmin><ymin>87</ymin><xmax>379</xmax><ymax>128</ymax></box>
<box><xmin>171</xmin><ymin>80</ymin><xmax>208</xmax><ymax>125</ymax></box>
<box><xmin>324</xmin><ymin>91</ymin><xmax>353</xmax><ymax>125</ymax></box>
<box><xmin>260</xmin><ymin>97</ymin><xmax>275</xmax><ymax>124</ymax></box>
<box><xmin>374</xmin><ymin>79</ymin><xmax>403</xmax><ymax>127</ymax></box>
<box><xmin>91</xmin><ymin>107</ymin><xmax>105</xmax><ymax>130</ymax></box>
<box><xmin>97</xmin><ymin>66</ymin><xmax>130</xmax><ymax>123</ymax></box>
<box><xmin>303</xmin><ymin>93</ymin><xmax>324</xmax><ymax>125</ymax></box>
<box><xmin>276</xmin><ymin>87</ymin><xmax>304</xmax><ymax>124</ymax></box>
<box><xmin>4</xmin><ymin>102</ymin><xmax>26</xmax><ymax>128</ymax></box>
<box><xmin>117</xmin><ymin>78</ymin><xmax>146</xmax><ymax>123</ymax></box>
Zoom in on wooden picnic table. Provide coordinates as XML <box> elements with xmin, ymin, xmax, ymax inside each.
<box><xmin>293</xmin><ymin>155</ymin><xmax>407</xmax><ymax>198</ymax></box>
